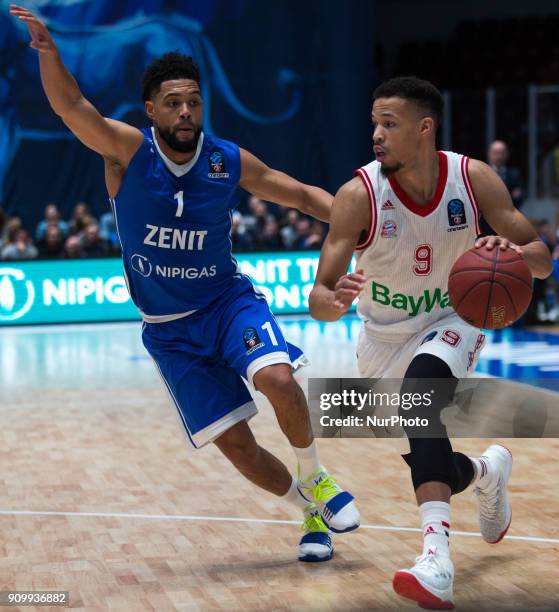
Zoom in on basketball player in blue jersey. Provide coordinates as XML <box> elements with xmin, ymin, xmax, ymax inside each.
<box><xmin>12</xmin><ymin>4</ymin><xmax>360</xmax><ymax>562</ymax></box>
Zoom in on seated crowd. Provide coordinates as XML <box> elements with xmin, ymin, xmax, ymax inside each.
<box><xmin>1</xmin><ymin>195</ymin><xmax>558</xmax><ymax>324</ymax></box>
<box><xmin>0</xmin><ymin>196</ymin><xmax>327</xmax><ymax>261</ymax></box>
<box><xmin>0</xmin><ymin>201</ymin><xmax>119</xmax><ymax>261</ymax></box>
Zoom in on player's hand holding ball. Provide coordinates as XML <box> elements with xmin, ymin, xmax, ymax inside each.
<box><xmin>474</xmin><ymin>235</ymin><xmax>523</xmax><ymax>255</ymax></box>
<box><xmin>333</xmin><ymin>268</ymin><xmax>366</xmax><ymax>312</ymax></box>
<box><xmin>448</xmin><ymin>236</ymin><xmax>533</xmax><ymax>329</ymax></box>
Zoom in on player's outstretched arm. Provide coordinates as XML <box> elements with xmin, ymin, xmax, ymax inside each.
<box><xmin>10</xmin><ymin>4</ymin><xmax>142</xmax><ymax>166</ymax></box>
<box><xmin>309</xmin><ymin>178</ymin><xmax>370</xmax><ymax>321</ymax></box>
<box><xmin>468</xmin><ymin>159</ymin><xmax>553</xmax><ymax>279</ymax></box>
<box><xmin>239</xmin><ymin>149</ymin><xmax>333</xmax><ymax>222</ymax></box>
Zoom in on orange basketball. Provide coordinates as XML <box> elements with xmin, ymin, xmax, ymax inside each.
<box><xmin>448</xmin><ymin>245</ymin><xmax>532</xmax><ymax>329</ymax></box>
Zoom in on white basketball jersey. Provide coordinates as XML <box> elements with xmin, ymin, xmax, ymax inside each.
<box><xmin>354</xmin><ymin>151</ymin><xmax>480</xmax><ymax>342</ymax></box>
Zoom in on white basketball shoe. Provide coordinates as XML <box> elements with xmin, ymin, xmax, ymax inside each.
<box><xmin>474</xmin><ymin>444</ymin><xmax>513</xmax><ymax>543</ymax></box>
<box><xmin>393</xmin><ymin>547</ymin><xmax>455</xmax><ymax>610</ymax></box>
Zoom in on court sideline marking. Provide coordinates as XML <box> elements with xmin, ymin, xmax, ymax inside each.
<box><xmin>0</xmin><ymin>509</ymin><xmax>556</xmax><ymax>544</ymax></box>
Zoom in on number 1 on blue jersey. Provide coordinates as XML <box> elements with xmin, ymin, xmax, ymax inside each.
<box><xmin>261</xmin><ymin>321</ymin><xmax>279</xmax><ymax>346</ymax></box>
<box><xmin>174</xmin><ymin>191</ymin><xmax>184</xmax><ymax>217</ymax></box>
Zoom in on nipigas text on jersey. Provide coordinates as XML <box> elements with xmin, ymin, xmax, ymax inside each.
<box><xmin>112</xmin><ymin>129</ymin><xmax>241</xmax><ymax>318</ymax></box>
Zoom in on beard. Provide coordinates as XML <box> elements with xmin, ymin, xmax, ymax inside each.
<box><xmin>380</xmin><ymin>161</ymin><xmax>403</xmax><ymax>176</ymax></box>
<box><xmin>157</xmin><ymin>124</ymin><xmax>202</xmax><ymax>153</ymax></box>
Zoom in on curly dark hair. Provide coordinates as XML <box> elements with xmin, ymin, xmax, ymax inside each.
<box><xmin>373</xmin><ymin>76</ymin><xmax>443</xmax><ymax>126</ymax></box>
<box><xmin>141</xmin><ymin>52</ymin><xmax>201</xmax><ymax>102</ymax></box>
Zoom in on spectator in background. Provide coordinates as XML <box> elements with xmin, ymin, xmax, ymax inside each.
<box><xmin>1</xmin><ymin>217</ymin><xmax>22</xmax><ymax>249</ymax></box>
<box><xmin>0</xmin><ymin>207</ymin><xmax>8</xmax><ymax>249</ymax></box>
<box><xmin>254</xmin><ymin>218</ymin><xmax>284</xmax><ymax>251</ymax></box>
<box><xmin>1</xmin><ymin>228</ymin><xmax>38</xmax><ymax>260</ymax></box>
<box><xmin>308</xmin><ymin>220</ymin><xmax>326</xmax><ymax>248</ymax></box>
<box><xmin>38</xmin><ymin>224</ymin><xmax>65</xmax><ymax>258</ymax></box>
<box><xmin>294</xmin><ymin>217</ymin><xmax>325</xmax><ymax>249</ymax></box>
<box><xmin>80</xmin><ymin>222</ymin><xmax>108</xmax><ymax>257</ymax></box>
<box><xmin>70</xmin><ymin>201</ymin><xmax>96</xmax><ymax>236</ymax></box>
<box><xmin>35</xmin><ymin>203</ymin><xmax>69</xmax><ymax>242</ymax></box>
<box><xmin>481</xmin><ymin>140</ymin><xmax>524</xmax><ymax>236</ymax></box>
<box><xmin>488</xmin><ymin>140</ymin><xmax>524</xmax><ymax>207</ymax></box>
<box><xmin>553</xmin><ymin>239</ymin><xmax>559</xmax><ymax>316</ymax></box>
<box><xmin>76</xmin><ymin>214</ymin><xmax>97</xmax><ymax>238</ymax></box>
<box><xmin>99</xmin><ymin>210</ymin><xmax>120</xmax><ymax>253</ymax></box>
<box><xmin>243</xmin><ymin>195</ymin><xmax>273</xmax><ymax>238</ymax></box>
<box><xmin>63</xmin><ymin>235</ymin><xmax>83</xmax><ymax>258</ymax></box>
<box><xmin>230</xmin><ymin>211</ymin><xmax>253</xmax><ymax>251</ymax></box>
<box><xmin>280</xmin><ymin>209</ymin><xmax>300</xmax><ymax>249</ymax></box>
<box><xmin>293</xmin><ymin>217</ymin><xmax>310</xmax><ymax>249</ymax></box>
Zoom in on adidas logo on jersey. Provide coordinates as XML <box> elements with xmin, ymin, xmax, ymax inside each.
<box><xmin>371</xmin><ymin>281</ymin><xmax>451</xmax><ymax>317</ymax></box>
<box><xmin>381</xmin><ymin>200</ymin><xmax>395</xmax><ymax>210</ymax></box>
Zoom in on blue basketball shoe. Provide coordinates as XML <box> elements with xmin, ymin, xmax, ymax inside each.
<box><xmin>299</xmin><ymin>467</ymin><xmax>360</xmax><ymax>534</ymax></box>
<box><xmin>299</xmin><ymin>504</ymin><xmax>334</xmax><ymax>562</ymax></box>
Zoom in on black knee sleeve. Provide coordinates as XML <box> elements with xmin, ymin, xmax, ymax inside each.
<box><xmin>448</xmin><ymin>451</ymin><xmax>474</xmax><ymax>495</ymax></box>
<box><xmin>408</xmin><ymin>437</ymin><xmax>454</xmax><ymax>489</ymax></box>
<box><xmin>401</xmin><ymin>449</ymin><xmax>474</xmax><ymax>495</ymax></box>
<box><xmin>400</xmin><ymin>354</ymin><xmax>458</xmax><ymax>490</ymax></box>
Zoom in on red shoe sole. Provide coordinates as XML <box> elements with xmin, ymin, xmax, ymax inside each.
<box><xmin>393</xmin><ymin>571</ymin><xmax>455</xmax><ymax>610</ymax></box>
<box><xmin>489</xmin><ymin>510</ymin><xmax>512</xmax><ymax>544</ymax></box>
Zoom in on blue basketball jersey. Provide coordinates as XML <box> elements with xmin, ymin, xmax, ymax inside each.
<box><xmin>112</xmin><ymin>128</ymin><xmax>241</xmax><ymax>319</ymax></box>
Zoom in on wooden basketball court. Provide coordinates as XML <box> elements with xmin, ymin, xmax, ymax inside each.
<box><xmin>1</xmin><ymin>320</ymin><xmax>558</xmax><ymax>610</ymax></box>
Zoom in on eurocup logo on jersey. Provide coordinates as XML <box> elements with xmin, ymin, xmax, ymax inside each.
<box><xmin>243</xmin><ymin>327</ymin><xmax>264</xmax><ymax>355</ymax></box>
<box><xmin>0</xmin><ymin>268</ymin><xmax>35</xmax><ymax>321</ymax></box>
<box><xmin>131</xmin><ymin>254</ymin><xmax>152</xmax><ymax>278</ymax></box>
<box><xmin>208</xmin><ymin>150</ymin><xmax>229</xmax><ymax>179</ymax></box>
<box><xmin>447</xmin><ymin>199</ymin><xmax>467</xmax><ymax>230</ymax></box>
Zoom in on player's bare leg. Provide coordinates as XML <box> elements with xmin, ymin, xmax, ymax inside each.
<box><xmin>214</xmin><ymin>419</ymin><xmax>293</xmax><ymax>494</ymax></box>
<box><xmin>252</xmin><ymin>363</ymin><xmax>360</xmax><ymax>533</ymax></box>
<box><xmin>253</xmin><ymin>364</ymin><xmax>312</xmax><ymax>448</ymax></box>
<box><xmin>415</xmin><ymin>482</ymin><xmax>450</xmax><ymax>505</ymax></box>
<box><xmin>214</xmin><ymin>419</ymin><xmax>333</xmax><ymax>561</ymax></box>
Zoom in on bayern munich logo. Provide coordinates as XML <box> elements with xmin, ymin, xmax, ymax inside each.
<box><xmin>381</xmin><ymin>219</ymin><xmax>398</xmax><ymax>238</ymax></box>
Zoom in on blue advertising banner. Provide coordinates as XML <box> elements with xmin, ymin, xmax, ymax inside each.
<box><xmin>0</xmin><ymin>252</ymin><xmax>357</xmax><ymax>325</ymax></box>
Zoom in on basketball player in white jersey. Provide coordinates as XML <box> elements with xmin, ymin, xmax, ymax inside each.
<box><xmin>310</xmin><ymin>77</ymin><xmax>552</xmax><ymax>609</ymax></box>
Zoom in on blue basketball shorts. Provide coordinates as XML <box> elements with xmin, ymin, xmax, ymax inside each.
<box><xmin>142</xmin><ymin>276</ymin><xmax>307</xmax><ymax>449</ymax></box>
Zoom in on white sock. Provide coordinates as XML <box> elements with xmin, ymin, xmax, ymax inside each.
<box><xmin>292</xmin><ymin>440</ymin><xmax>321</xmax><ymax>482</ymax></box>
<box><xmin>283</xmin><ymin>476</ymin><xmax>311</xmax><ymax>510</ymax></box>
<box><xmin>420</xmin><ymin>501</ymin><xmax>451</xmax><ymax>558</ymax></box>
<box><xmin>470</xmin><ymin>455</ymin><xmax>492</xmax><ymax>489</ymax></box>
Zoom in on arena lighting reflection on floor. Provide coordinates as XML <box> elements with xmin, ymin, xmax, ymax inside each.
<box><xmin>1</xmin><ymin>315</ymin><xmax>558</xmax><ymax>392</ymax></box>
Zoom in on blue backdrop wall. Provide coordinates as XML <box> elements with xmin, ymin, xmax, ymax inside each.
<box><xmin>0</xmin><ymin>0</ymin><xmax>376</xmax><ymax>230</ymax></box>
